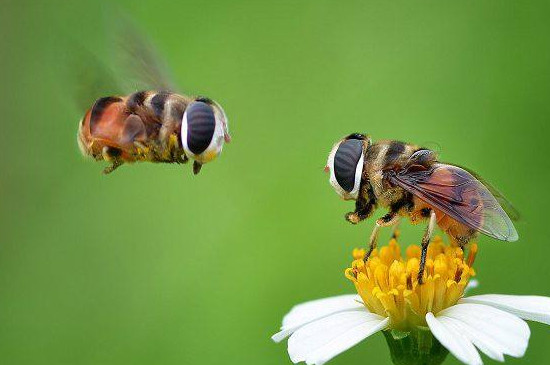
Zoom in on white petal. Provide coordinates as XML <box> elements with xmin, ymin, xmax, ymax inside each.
<box><xmin>288</xmin><ymin>311</ymin><xmax>388</xmax><ymax>365</ymax></box>
<box><xmin>439</xmin><ymin>303</ymin><xmax>530</xmax><ymax>359</ymax></box>
<box><xmin>460</xmin><ymin>294</ymin><xmax>550</xmax><ymax>325</ymax></box>
<box><xmin>441</xmin><ymin>317</ymin><xmax>505</xmax><ymax>362</ymax></box>
<box><xmin>426</xmin><ymin>312</ymin><xmax>482</xmax><ymax>365</ymax></box>
<box><xmin>272</xmin><ymin>295</ymin><xmax>365</xmax><ymax>342</ymax></box>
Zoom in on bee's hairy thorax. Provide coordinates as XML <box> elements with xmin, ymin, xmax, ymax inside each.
<box><xmin>363</xmin><ymin>140</ymin><xmax>431</xmax><ymax>210</ymax></box>
<box><xmin>125</xmin><ymin>90</ymin><xmax>189</xmax><ymax>163</ymax></box>
<box><xmin>127</xmin><ymin>91</ymin><xmax>188</xmax><ymax>124</ymax></box>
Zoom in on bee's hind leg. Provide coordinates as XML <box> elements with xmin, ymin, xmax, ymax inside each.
<box><xmin>364</xmin><ymin>212</ymin><xmax>400</xmax><ymax>262</ymax></box>
<box><xmin>102</xmin><ymin>146</ymin><xmax>124</xmax><ymax>175</ymax></box>
<box><xmin>391</xmin><ymin>217</ymin><xmax>401</xmax><ymax>239</ymax></box>
<box><xmin>103</xmin><ymin>161</ymin><xmax>123</xmax><ymax>174</ymax></box>
<box><xmin>418</xmin><ymin>210</ymin><xmax>437</xmax><ymax>284</ymax></box>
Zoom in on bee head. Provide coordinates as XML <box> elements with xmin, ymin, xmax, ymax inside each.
<box><xmin>325</xmin><ymin>134</ymin><xmax>370</xmax><ymax>200</ymax></box>
<box><xmin>180</xmin><ymin>97</ymin><xmax>231</xmax><ymax>173</ymax></box>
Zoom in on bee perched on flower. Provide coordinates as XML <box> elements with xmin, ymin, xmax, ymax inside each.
<box><xmin>324</xmin><ymin>134</ymin><xmax>519</xmax><ymax>284</ymax></box>
<box><xmin>272</xmin><ymin>236</ymin><xmax>550</xmax><ymax>365</ymax></box>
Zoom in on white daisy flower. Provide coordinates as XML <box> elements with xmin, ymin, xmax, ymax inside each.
<box><xmin>272</xmin><ymin>236</ymin><xmax>550</xmax><ymax>365</ymax></box>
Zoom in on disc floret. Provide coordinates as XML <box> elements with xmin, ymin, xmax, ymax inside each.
<box><xmin>345</xmin><ymin>235</ymin><xmax>477</xmax><ymax>331</ymax></box>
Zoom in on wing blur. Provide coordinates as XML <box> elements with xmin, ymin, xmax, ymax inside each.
<box><xmin>388</xmin><ymin>163</ymin><xmax>518</xmax><ymax>241</ymax></box>
<box><xmin>110</xmin><ymin>12</ymin><xmax>178</xmax><ymax>93</ymax></box>
<box><xmin>62</xmin><ymin>9</ymin><xmax>180</xmax><ymax>116</ymax></box>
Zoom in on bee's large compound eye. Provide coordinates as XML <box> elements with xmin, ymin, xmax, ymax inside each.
<box><xmin>183</xmin><ymin>101</ymin><xmax>215</xmax><ymax>155</ymax></box>
<box><xmin>327</xmin><ymin>139</ymin><xmax>364</xmax><ymax>199</ymax></box>
<box><xmin>334</xmin><ymin>139</ymin><xmax>363</xmax><ymax>192</ymax></box>
<box><xmin>181</xmin><ymin>101</ymin><xmax>227</xmax><ymax>164</ymax></box>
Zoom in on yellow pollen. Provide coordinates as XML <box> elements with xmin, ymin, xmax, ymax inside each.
<box><xmin>345</xmin><ymin>235</ymin><xmax>477</xmax><ymax>330</ymax></box>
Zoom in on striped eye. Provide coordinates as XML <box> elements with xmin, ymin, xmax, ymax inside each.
<box><xmin>331</xmin><ymin>139</ymin><xmax>364</xmax><ymax>194</ymax></box>
<box><xmin>183</xmin><ymin>101</ymin><xmax>216</xmax><ymax>155</ymax></box>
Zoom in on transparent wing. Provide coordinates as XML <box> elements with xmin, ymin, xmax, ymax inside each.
<box><xmin>412</xmin><ymin>144</ymin><xmax>518</xmax><ymax>221</ymax></box>
<box><xmin>447</xmin><ymin>163</ymin><xmax>521</xmax><ymax>221</ymax></box>
<box><xmin>59</xmin><ymin>40</ymin><xmax>125</xmax><ymax>113</ymax></box>
<box><xmin>109</xmin><ymin>11</ymin><xmax>178</xmax><ymax>93</ymax></box>
<box><xmin>60</xmin><ymin>9</ymin><xmax>180</xmax><ymax>116</ymax></box>
<box><xmin>388</xmin><ymin>163</ymin><xmax>518</xmax><ymax>241</ymax></box>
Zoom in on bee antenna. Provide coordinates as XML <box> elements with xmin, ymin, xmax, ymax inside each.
<box><xmin>195</xmin><ymin>96</ymin><xmax>213</xmax><ymax>104</ymax></box>
<box><xmin>346</xmin><ymin>133</ymin><xmax>367</xmax><ymax>140</ymax></box>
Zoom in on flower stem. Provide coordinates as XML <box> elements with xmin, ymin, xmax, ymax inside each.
<box><xmin>382</xmin><ymin>327</ymin><xmax>449</xmax><ymax>365</ymax></box>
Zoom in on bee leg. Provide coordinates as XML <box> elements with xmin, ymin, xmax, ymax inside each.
<box><xmin>391</xmin><ymin>217</ymin><xmax>401</xmax><ymax>239</ymax></box>
<box><xmin>102</xmin><ymin>146</ymin><xmax>124</xmax><ymax>175</ymax></box>
<box><xmin>418</xmin><ymin>211</ymin><xmax>437</xmax><ymax>284</ymax></box>
<box><xmin>175</xmin><ymin>151</ymin><xmax>189</xmax><ymax>165</ymax></box>
<box><xmin>364</xmin><ymin>212</ymin><xmax>400</xmax><ymax>262</ymax></box>
<box><xmin>193</xmin><ymin>161</ymin><xmax>203</xmax><ymax>175</ymax></box>
<box><xmin>346</xmin><ymin>195</ymin><xmax>375</xmax><ymax>224</ymax></box>
<box><xmin>103</xmin><ymin>160</ymin><xmax>123</xmax><ymax>174</ymax></box>
<box><xmin>167</xmin><ymin>135</ymin><xmax>187</xmax><ymax>163</ymax></box>
<box><xmin>134</xmin><ymin>141</ymin><xmax>147</xmax><ymax>151</ymax></box>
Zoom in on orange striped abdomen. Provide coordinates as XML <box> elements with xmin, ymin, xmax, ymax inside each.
<box><xmin>77</xmin><ymin>94</ymin><xmax>169</xmax><ymax>163</ymax></box>
<box><xmin>411</xmin><ymin>197</ymin><xmax>476</xmax><ymax>247</ymax></box>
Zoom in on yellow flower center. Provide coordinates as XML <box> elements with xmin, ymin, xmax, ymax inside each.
<box><xmin>345</xmin><ymin>233</ymin><xmax>477</xmax><ymax>331</ymax></box>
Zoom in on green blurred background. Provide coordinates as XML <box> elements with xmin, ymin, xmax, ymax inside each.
<box><xmin>1</xmin><ymin>0</ymin><xmax>549</xmax><ymax>364</ymax></box>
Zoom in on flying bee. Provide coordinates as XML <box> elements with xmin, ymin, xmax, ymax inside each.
<box><xmin>73</xmin><ymin>15</ymin><xmax>230</xmax><ymax>175</ymax></box>
<box><xmin>325</xmin><ymin>134</ymin><xmax>519</xmax><ymax>283</ymax></box>
<box><xmin>77</xmin><ymin>92</ymin><xmax>230</xmax><ymax>175</ymax></box>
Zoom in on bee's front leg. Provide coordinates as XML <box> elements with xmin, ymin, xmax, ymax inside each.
<box><xmin>363</xmin><ymin>212</ymin><xmax>400</xmax><ymax>262</ymax></box>
<box><xmin>345</xmin><ymin>186</ymin><xmax>376</xmax><ymax>224</ymax></box>
<box><xmin>345</xmin><ymin>199</ymin><xmax>374</xmax><ymax>224</ymax></box>
<box><xmin>193</xmin><ymin>161</ymin><xmax>203</xmax><ymax>175</ymax></box>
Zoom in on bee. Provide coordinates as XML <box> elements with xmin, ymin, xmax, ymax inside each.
<box><xmin>325</xmin><ymin>134</ymin><xmax>519</xmax><ymax>283</ymax></box>
<box><xmin>77</xmin><ymin>92</ymin><xmax>230</xmax><ymax>175</ymax></box>
<box><xmin>73</xmin><ymin>15</ymin><xmax>230</xmax><ymax>175</ymax></box>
